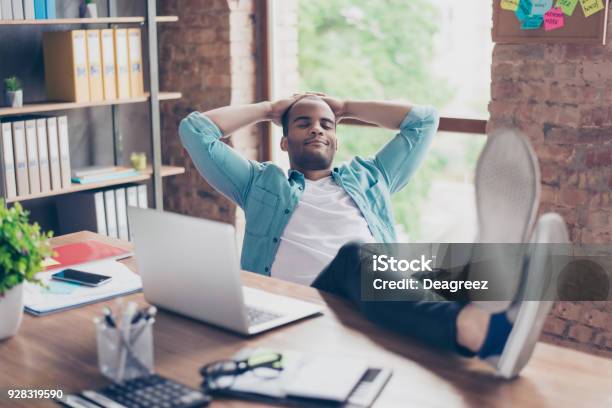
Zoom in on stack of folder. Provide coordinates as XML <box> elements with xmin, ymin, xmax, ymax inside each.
<box><xmin>0</xmin><ymin>115</ymin><xmax>70</xmax><ymax>198</ymax></box>
<box><xmin>43</xmin><ymin>28</ymin><xmax>144</xmax><ymax>103</ymax></box>
<box><xmin>0</xmin><ymin>0</ymin><xmax>54</xmax><ymax>20</ymax></box>
<box><xmin>58</xmin><ymin>184</ymin><xmax>148</xmax><ymax>241</ymax></box>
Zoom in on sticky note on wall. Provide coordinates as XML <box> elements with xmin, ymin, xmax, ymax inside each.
<box><xmin>501</xmin><ymin>0</ymin><xmax>520</xmax><ymax>11</ymax></box>
<box><xmin>516</xmin><ymin>0</ymin><xmax>533</xmax><ymax>21</ymax></box>
<box><xmin>544</xmin><ymin>7</ymin><xmax>565</xmax><ymax>30</ymax></box>
<box><xmin>580</xmin><ymin>0</ymin><xmax>604</xmax><ymax>17</ymax></box>
<box><xmin>521</xmin><ymin>15</ymin><xmax>544</xmax><ymax>29</ymax></box>
<box><xmin>556</xmin><ymin>0</ymin><xmax>579</xmax><ymax>15</ymax></box>
<box><xmin>532</xmin><ymin>0</ymin><xmax>553</xmax><ymax>15</ymax></box>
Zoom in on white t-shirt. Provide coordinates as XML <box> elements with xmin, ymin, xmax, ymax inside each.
<box><xmin>271</xmin><ymin>176</ymin><xmax>375</xmax><ymax>286</ymax></box>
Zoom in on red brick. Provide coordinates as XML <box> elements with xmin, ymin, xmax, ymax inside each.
<box><xmin>568</xmin><ymin>323</ymin><xmax>594</xmax><ymax>343</ymax></box>
<box><xmin>559</xmin><ymin>188</ymin><xmax>588</xmax><ymax>207</ymax></box>
<box><xmin>553</xmin><ymin>301</ymin><xmax>583</xmax><ymax>320</ymax></box>
<box><xmin>543</xmin><ymin>315</ymin><xmax>568</xmax><ymax>337</ymax></box>
<box><xmin>582</xmin><ymin>308</ymin><xmax>609</xmax><ymax>329</ymax></box>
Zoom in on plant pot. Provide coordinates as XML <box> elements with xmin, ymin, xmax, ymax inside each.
<box><xmin>0</xmin><ymin>284</ymin><xmax>24</xmax><ymax>340</ymax></box>
<box><xmin>5</xmin><ymin>89</ymin><xmax>22</xmax><ymax>108</ymax></box>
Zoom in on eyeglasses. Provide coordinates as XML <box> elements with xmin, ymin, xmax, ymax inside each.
<box><xmin>200</xmin><ymin>352</ymin><xmax>284</xmax><ymax>391</ymax></box>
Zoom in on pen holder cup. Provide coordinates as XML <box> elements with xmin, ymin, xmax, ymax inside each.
<box><xmin>96</xmin><ymin>320</ymin><xmax>154</xmax><ymax>382</ymax></box>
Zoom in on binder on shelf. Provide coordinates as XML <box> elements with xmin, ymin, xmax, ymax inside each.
<box><xmin>24</xmin><ymin>119</ymin><xmax>41</xmax><ymax>194</ymax></box>
<box><xmin>44</xmin><ymin>0</ymin><xmax>54</xmax><ymax>19</ymax></box>
<box><xmin>57</xmin><ymin>191</ymin><xmax>107</xmax><ymax>236</ymax></box>
<box><xmin>126</xmin><ymin>185</ymin><xmax>138</xmax><ymax>207</ymax></box>
<box><xmin>127</xmin><ymin>28</ymin><xmax>144</xmax><ymax>97</ymax></box>
<box><xmin>43</xmin><ymin>30</ymin><xmax>90</xmax><ymax>102</ymax></box>
<box><xmin>115</xmin><ymin>188</ymin><xmax>129</xmax><ymax>241</ymax></box>
<box><xmin>23</xmin><ymin>0</ymin><xmax>34</xmax><ymax>19</ymax></box>
<box><xmin>137</xmin><ymin>184</ymin><xmax>147</xmax><ymax>208</ymax></box>
<box><xmin>36</xmin><ymin>118</ymin><xmax>51</xmax><ymax>192</ymax></box>
<box><xmin>11</xmin><ymin>0</ymin><xmax>23</xmax><ymax>19</ymax></box>
<box><xmin>33</xmin><ymin>0</ymin><xmax>44</xmax><ymax>19</ymax></box>
<box><xmin>46</xmin><ymin>116</ymin><xmax>62</xmax><ymax>190</ymax></box>
<box><xmin>57</xmin><ymin>116</ymin><xmax>71</xmax><ymax>189</ymax></box>
<box><xmin>0</xmin><ymin>0</ymin><xmax>12</xmax><ymax>20</ymax></box>
<box><xmin>100</xmin><ymin>29</ymin><xmax>117</xmax><ymax>100</ymax></box>
<box><xmin>12</xmin><ymin>121</ymin><xmax>29</xmax><ymax>196</ymax></box>
<box><xmin>86</xmin><ymin>29</ymin><xmax>104</xmax><ymax>102</ymax></box>
<box><xmin>126</xmin><ymin>185</ymin><xmax>138</xmax><ymax>240</ymax></box>
<box><xmin>0</xmin><ymin>122</ymin><xmax>17</xmax><ymax>199</ymax></box>
<box><xmin>104</xmin><ymin>189</ymin><xmax>118</xmax><ymax>239</ymax></box>
<box><xmin>113</xmin><ymin>28</ymin><xmax>131</xmax><ymax>99</ymax></box>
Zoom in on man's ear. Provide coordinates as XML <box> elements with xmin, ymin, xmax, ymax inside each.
<box><xmin>280</xmin><ymin>136</ymin><xmax>288</xmax><ymax>152</ymax></box>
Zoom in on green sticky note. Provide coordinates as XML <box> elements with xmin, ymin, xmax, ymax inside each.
<box><xmin>556</xmin><ymin>0</ymin><xmax>579</xmax><ymax>15</ymax></box>
<box><xmin>521</xmin><ymin>15</ymin><xmax>544</xmax><ymax>29</ymax></box>
<box><xmin>580</xmin><ymin>0</ymin><xmax>604</xmax><ymax>17</ymax></box>
<box><xmin>516</xmin><ymin>0</ymin><xmax>533</xmax><ymax>21</ymax></box>
<box><xmin>501</xmin><ymin>0</ymin><xmax>520</xmax><ymax>11</ymax></box>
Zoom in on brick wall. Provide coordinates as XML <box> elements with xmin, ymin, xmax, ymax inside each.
<box><xmin>157</xmin><ymin>0</ymin><xmax>261</xmax><ymax>224</ymax></box>
<box><xmin>489</xmin><ymin>23</ymin><xmax>612</xmax><ymax>357</ymax></box>
<box><xmin>157</xmin><ymin>0</ymin><xmax>298</xmax><ymax>230</ymax></box>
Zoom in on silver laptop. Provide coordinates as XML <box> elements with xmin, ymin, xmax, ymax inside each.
<box><xmin>128</xmin><ymin>207</ymin><xmax>323</xmax><ymax>335</ymax></box>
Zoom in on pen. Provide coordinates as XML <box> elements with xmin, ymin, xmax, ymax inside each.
<box><xmin>145</xmin><ymin>306</ymin><xmax>157</xmax><ymax>320</ymax></box>
<box><xmin>130</xmin><ymin>310</ymin><xmax>144</xmax><ymax>325</ymax></box>
<box><xmin>117</xmin><ymin>301</ymin><xmax>137</xmax><ymax>382</ymax></box>
<box><xmin>103</xmin><ymin>306</ymin><xmax>116</xmax><ymax>328</ymax></box>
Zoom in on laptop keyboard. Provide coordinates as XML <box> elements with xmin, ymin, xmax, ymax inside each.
<box><xmin>246</xmin><ymin>306</ymin><xmax>282</xmax><ymax>326</ymax></box>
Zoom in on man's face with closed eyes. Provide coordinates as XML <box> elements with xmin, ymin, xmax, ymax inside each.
<box><xmin>280</xmin><ymin>96</ymin><xmax>338</xmax><ymax>171</ymax></box>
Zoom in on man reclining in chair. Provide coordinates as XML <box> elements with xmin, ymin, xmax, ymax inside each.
<box><xmin>179</xmin><ymin>94</ymin><xmax>565</xmax><ymax>378</ymax></box>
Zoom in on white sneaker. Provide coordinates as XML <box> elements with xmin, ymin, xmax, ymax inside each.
<box><xmin>470</xmin><ymin>128</ymin><xmax>541</xmax><ymax>310</ymax></box>
<box><xmin>486</xmin><ymin>213</ymin><xmax>569</xmax><ymax>379</ymax></box>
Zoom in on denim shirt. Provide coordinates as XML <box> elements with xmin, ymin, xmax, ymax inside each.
<box><xmin>179</xmin><ymin>105</ymin><xmax>440</xmax><ymax>276</ymax></box>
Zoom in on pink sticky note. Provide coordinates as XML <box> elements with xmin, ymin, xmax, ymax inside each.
<box><xmin>544</xmin><ymin>7</ymin><xmax>565</xmax><ymax>30</ymax></box>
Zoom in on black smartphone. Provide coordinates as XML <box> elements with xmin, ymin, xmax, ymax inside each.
<box><xmin>51</xmin><ymin>269</ymin><xmax>113</xmax><ymax>287</ymax></box>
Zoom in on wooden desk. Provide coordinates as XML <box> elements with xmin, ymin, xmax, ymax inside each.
<box><xmin>1</xmin><ymin>231</ymin><xmax>611</xmax><ymax>407</ymax></box>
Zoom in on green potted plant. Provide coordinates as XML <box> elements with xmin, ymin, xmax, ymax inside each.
<box><xmin>4</xmin><ymin>76</ymin><xmax>22</xmax><ymax>108</ymax></box>
<box><xmin>0</xmin><ymin>200</ymin><xmax>53</xmax><ymax>340</ymax></box>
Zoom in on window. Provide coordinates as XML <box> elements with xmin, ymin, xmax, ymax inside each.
<box><xmin>274</xmin><ymin>0</ymin><xmax>491</xmax><ymax>241</ymax></box>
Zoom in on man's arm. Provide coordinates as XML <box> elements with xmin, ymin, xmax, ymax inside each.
<box><xmin>326</xmin><ymin>98</ymin><xmax>439</xmax><ymax>194</ymax></box>
<box><xmin>342</xmin><ymin>100</ymin><xmax>413</xmax><ymax>130</ymax></box>
<box><xmin>179</xmin><ymin>97</ymin><xmax>305</xmax><ymax>207</ymax></box>
<box><xmin>203</xmin><ymin>102</ymin><xmax>271</xmax><ymax>137</ymax></box>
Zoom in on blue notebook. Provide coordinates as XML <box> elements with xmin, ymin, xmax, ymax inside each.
<box><xmin>45</xmin><ymin>0</ymin><xmax>55</xmax><ymax>19</ymax></box>
<box><xmin>34</xmin><ymin>0</ymin><xmax>45</xmax><ymax>19</ymax></box>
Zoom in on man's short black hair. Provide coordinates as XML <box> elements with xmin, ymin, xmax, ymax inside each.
<box><xmin>281</xmin><ymin>95</ymin><xmax>326</xmax><ymax>137</ymax></box>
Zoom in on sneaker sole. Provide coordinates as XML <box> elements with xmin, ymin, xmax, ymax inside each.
<box><xmin>496</xmin><ymin>213</ymin><xmax>569</xmax><ymax>379</ymax></box>
<box><xmin>475</xmin><ymin>128</ymin><xmax>541</xmax><ymax>243</ymax></box>
<box><xmin>470</xmin><ymin>129</ymin><xmax>541</xmax><ymax>310</ymax></box>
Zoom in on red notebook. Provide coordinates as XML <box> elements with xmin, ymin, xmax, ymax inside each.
<box><xmin>44</xmin><ymin>239</ymin><xmax>133</xmax><ymax>271</ymax></box>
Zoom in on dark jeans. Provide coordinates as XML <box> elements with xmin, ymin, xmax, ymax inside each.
<box><xmin>311</xmin><ymin>242</ymin><xmax>473</xmax><ymax>356</ymax></box>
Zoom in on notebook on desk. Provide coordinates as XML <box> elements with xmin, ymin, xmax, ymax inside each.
<box><xmin>24</xmin><ymin>260</ymin><xmax>142</xmax><ymax>316</ymax></box>
<box><xmin>43</xmin><ymin>239</ymin><xmax>133</xmax><ymax>271</ymax></box>
<box><xmin>209</xmin><ymin>348</ymin><xmax>392</xmax><ymax>408</ymax></box>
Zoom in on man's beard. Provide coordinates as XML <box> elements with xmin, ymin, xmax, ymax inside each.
<box><xmin>292</xmin><ymin>151</ymin><xmax>333</xmax><ymax>170</ymax></box>
<box><xmin>288</xmin><ymin>138</ymin><xmax>334</xmax><ymax>170</ymax></box>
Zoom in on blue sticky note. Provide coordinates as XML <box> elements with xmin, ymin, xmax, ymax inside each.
<box><xmin>521</xmin><ymin>15</ymin><xmax>544</xmax><ymax>29</ymax></box>
<box><xmin>532</xmin><ymin>0</ymin><xmax>553</xmax><ymax>15</ymax></box>
<box><xmin>42</xmin><ymin>280</ymin><xmax>80</xmax><ymax>295</ymax></box>
<box><xmin>515</xmin><ymin>0</ymin><xmax>533</xmax><ymax>21</ymax></box>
